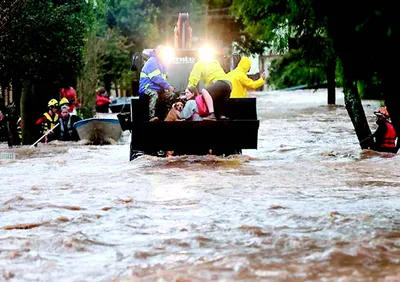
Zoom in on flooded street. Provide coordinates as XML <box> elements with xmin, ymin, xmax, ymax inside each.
<box><xmin>1</xmin><ymin>89</ymin><xmax>400</xmax><ymax>281</ymax></box>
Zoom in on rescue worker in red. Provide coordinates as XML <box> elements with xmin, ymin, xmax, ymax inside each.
<box><xmin>60</xmin><ymin>87</ymin><xmax>81</xmax><ymax>114</ymax></box>
<box><xmin>95</xmin><ymin>87</ymin><xmax>112</xmax><ymax>113</ymax></box>
<box><xmin>35</xmin><ymin>99</ymin><xmax>60</xmax><ymax>142</ymax></box>
<box><xmin>372</xmin><ymin>106</ymin><xmax>398</xmax><ymax>153</ymax></box>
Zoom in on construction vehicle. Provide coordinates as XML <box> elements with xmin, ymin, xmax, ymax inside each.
<box><xmin>118</xmin><ymin>13</ymin><xmax>260</xmax><ymax>160</ymax></box>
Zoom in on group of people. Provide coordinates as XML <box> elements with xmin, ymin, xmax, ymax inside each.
<box><xmin>139</xmin><ymin>44</ymin><xmax>398</xmax><ymax>154</ymax></box>
<box><xmin>138</xmin><ymin>44</ymin><xmax>266</xmax><ymax>122</ymax></box>
<box><xmin>35</xmin><ymin>96</ymin><xmax>82</xmax><ymax>143</ymax></box>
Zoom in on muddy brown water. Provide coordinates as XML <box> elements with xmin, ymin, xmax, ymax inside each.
<box><xmin>1</xmin><ymin>89</ymin><xmax>400</xmax><ymax>281</ymax></box>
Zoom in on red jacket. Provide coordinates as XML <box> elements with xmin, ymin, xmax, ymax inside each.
<box><xmin>381</xmin><ymin>121</ymin><xmax>397</xmax><ymax>149</ymax></box>
<box><xmin>96</xmin><ymin>94</ymin><xmax>111</xmax><ymax>106</ymax></box>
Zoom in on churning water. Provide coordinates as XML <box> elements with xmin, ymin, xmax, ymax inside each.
<box><xmin>1</xmin><ymin>89</ymin><xmax>400</xmax><ymax>281</ymax></box>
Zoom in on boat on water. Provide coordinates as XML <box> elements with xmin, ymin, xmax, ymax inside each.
<box><xmin>73</xmin><ymin>118</ymin><xmax>123</xmax><ymax>145</ymax></box>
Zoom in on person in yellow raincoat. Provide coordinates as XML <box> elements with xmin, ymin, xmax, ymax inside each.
<box><xmin>187</xmin><ymin>58</ymin><xmax>232</xmax><ymax>120</ymax></box>
<box><xmin>227</xmin><ymin>57</ymin><xmax>265</xmax><ymax>98</ymax></box>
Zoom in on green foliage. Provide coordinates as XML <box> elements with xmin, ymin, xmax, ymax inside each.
<box><xmin>231</xmin><ymin>0</ymin><xmax>294</xmax><ymax>54</ymax></box>
<box><xmin>77</xmin><ymin>106</ymin><xmax>95</xmax><ymax>119</ymax></box>
<box><xmin>97</xmin><ymin>29</ymin><xmax>133</xmax><ymax>91</ymax></box>
<box><xmin>231</xmin><ymin>0</ymin><xmax>339</xmax><ymax>93</ymax></box>
<box><xmin>77</xmin><ymin>33</ymin><xmax>99</xmax><ymax>114</ymax></box>
<box><xmin>0</xmin><ymin>1</ymin><xmax>90</xmax><ymax>87</ymax></box>
<box><xmin>267</xmin><ymin>50</ymin><xmax>327</xmax><ymax>89</ymax></box>
<box><xmin>106</xmin><ymin>0</ymin><xmax>155</xmax><ymax>48</ymax></box>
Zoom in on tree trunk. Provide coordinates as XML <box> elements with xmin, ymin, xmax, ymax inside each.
<box><xmin>114</xmin><ymin>83</ymin><xmax>119</xmax><ymax>97</ymax></box>
<box><xmin>104</xmin><ymin>79</ymin><xmax>112</xmax><ymax>95</ymax></box>
<box><xmin>326</xmin><ymin>56</ymin><xmax>336</xmax><ymax>105</ymax></box>
<box><xmin>342</xmin><ymin>77</ymin><xmax>373</xmax><ymax>149</ymax></box>
<box><xmin>20</xmin><ymin>81</ymin><xmax>36</xmax><ymax>145</ymax></box>
<box><xmin>77</xmin><ymin>33</ymin><xmax>98</xmax><ymax>116</ymax></box>
<box><xmin>13</xmin><ymin>79</ymin><xmax>22</xmax><ymax>113</ymax></box>
<box><xmin>0</xmin><ymin>85</ymin><xmax>5</xmax><ymax>108</ymax></box>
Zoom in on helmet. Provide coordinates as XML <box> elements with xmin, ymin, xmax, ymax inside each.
<box><xmin>59</xmin><ymin>97</ymin><xmax>69</xmax><ymax>106</ymax></box>
<box><xmin>48</xmin><ymin>98</ymin><xmax>59</xmax><ymax>108</ymax></box>
<box><xmin>374</xmin><ymin>106</ymin><xmax>389</xmax><ymax>119</ymax></box>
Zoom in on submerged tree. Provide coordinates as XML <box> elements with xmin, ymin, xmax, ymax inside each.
<box><xmin>231</xmin><ymin>0</ymin><xmax>337</xmax><ymax>105</ymax></box>
<box><xmin>311</xmin><ymin>0</ymin><xmax>400</xmax><ymax>149</ymax></box>
<box><xmin>230</xmin><ymin>0</ymin><xmax>400</xmax><ymax>150</ymax></box>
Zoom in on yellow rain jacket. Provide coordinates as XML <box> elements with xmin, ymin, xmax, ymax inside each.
<box><xmin>187</xmin><ymin>60</ymin><xmax>228</xmax><ymax>88</ymax></box>
<box><xmin>227</xmin><ymin>57</ymin><xmax>265</xmax><ymax>98</ymax></box>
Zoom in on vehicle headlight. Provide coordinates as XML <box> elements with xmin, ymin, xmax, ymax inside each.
<box><xmin>160</xmin><ymin>46</ymin><xmax>175</xmax><ymax>63</ymax></box>
<box><xmin>199</xmin><ymin>44</ymin><xmax>214</xmax><ymax>62</ymax></box>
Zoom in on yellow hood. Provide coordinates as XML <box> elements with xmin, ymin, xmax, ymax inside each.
<box><xmin>227</xmin><ymin>56</ymin><xmax>264</xmax><ymax>98</ymax></box>
<box><xmin>237</xmin><ymin>57</ymin><xmax>251</xmax><ymax>73</ymax></box>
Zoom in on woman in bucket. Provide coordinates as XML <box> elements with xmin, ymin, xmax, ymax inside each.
<box><xmin>180</xmin><ymin>86</ymin><xmax>211</xmax><ymax>121</ymax></box>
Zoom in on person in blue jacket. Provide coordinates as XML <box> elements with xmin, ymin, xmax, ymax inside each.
<box><xmin>139</xmin><ymin>45</ymin><xmax>175</xmax><ymax>121</ymax></box>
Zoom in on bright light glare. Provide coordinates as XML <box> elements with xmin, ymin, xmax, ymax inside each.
<box><xmin>199</xmin><ymin>45</ymin><xmax>214</xmax><ymax>62</ymax></box>
<box><xmin>160</xmin><ymin>46</ymin><xmax>175</xmax><ymax>63</ymax></box>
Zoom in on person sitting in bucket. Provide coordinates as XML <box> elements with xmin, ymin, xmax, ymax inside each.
<box><xmin>138</xmin><ymin>44</ymin><xmax>175</xmax><ymax>121</ymax></box>
<box><xmin>187</xmin><ymin>45</ymin><xmax>232</xmax><ymax>120</ymax></box>
<box><xmin>180</xmin><ymin>86</ymin><xmax>209</xmax><ymax>121</ymax></box>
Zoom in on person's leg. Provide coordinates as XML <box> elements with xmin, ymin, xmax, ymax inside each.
<box><xmin>158</xmin><ymin>91</ymin><xmax>175</xmax><ymax>106</ymax></box>
<box><xmin>215</xmin><ymin>81</ymin><xmax>231</xmax><ymax>119</ymax></box>
<box><xmin>144</xmin><ymin>89</ymin><xmax>158</xmax><ymax>120</ymax></box>
<box><xmin>219</xmin><ymin>83</ymin><xmax>231</xmax><ymax>119</ymax></box>
<box><xmin>157</xmin><ymin>91</ymin><xmax>176</xmax><ymax>120</ymax></box>
<box><xmin>204</xmin><ymin>81</ymin><xmax>231</xmax><ymax>119</ymax></box>
<box><xmin>201</xmin><ymin>89</ymin><xmax>214</xmax><ymax>113</ymax></box>
<box><xmin>201</xmin><ymin>89</ymin><xmax>216</xmax><ymax>120</ymax></box>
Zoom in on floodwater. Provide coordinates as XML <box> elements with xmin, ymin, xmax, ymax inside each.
<box><xmin>1</xmin><ymin>89</ymin><xmax>400</xmax><ymax>282</ymax></box>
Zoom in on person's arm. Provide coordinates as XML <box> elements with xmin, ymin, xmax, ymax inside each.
<box><xmin>180</xmin><ymin>100</ymin><xmax>197</xmax><ymax>120</ymax></box>
<box><xmin>239</xmin><ymin>72</ymin><xmax>265</xmax><ymax>90</ymax></box>
<box><xmin>187</xmin><ymin>62</ymin><xmax>203</xmax><ymax>88</ymax></box>
<box><xmin>372</xmin><ymin>123</ymin><xmax>386</xmax><ymax>137</ymax></box>
<box><xmin>147</xmin><ymin>59</ymin><xmax>171</xmax><ymax>90</ymax></box>
<box><xmin>150</xmin><ymin>71</ymin><xmax>171</xmax><ymax>90</ymax></box>
<box><xmin>35</xmin><ymin>116</ymin><xmax>47</xmax><ymax>125</ymax></box>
